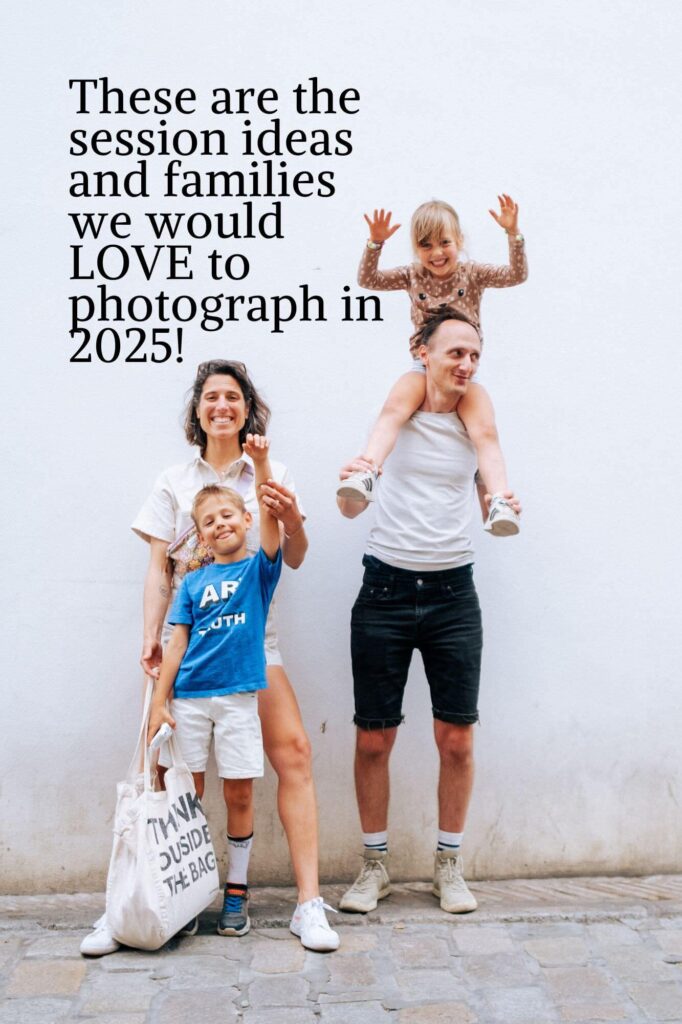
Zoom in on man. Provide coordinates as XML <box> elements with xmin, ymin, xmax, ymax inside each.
<box><xmin>337</xmin><ymin>309</ymin><xmax>521</xmax><ymax>914</ymax></box>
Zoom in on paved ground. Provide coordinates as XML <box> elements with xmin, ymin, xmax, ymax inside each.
<box><xmin>2</xmin><ymin>875</ymin><xmax>682</xmax><ymax>1023</ymax></box>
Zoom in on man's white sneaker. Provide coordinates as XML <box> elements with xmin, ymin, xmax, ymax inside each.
<box><xmin>484</xmin><ymin>494</ymin><xmax>520</xmax><ymax>537</ymax></box>
<box><xmin>290</xmin><ymin>897</ymin><xmax>340</xmax><ymax>951</ymax></box>
<box><xmin>80</xmin><ymin>915</ymin><xmax>121</xmax><ymax>957</ymax></box>
<box><xmin>339</xmin><ymin>849</ymin><xmax>391</xmax><ymax>913</ymax></box>
<box><xmin>336</xmin><ymin>469</ymin><xmax>377</xmax><ymax>503</ymax></box>
<box><xmin>433</xmin><ymin>849</ymin><xmax>478</xmax><ymax>913</ymax></box>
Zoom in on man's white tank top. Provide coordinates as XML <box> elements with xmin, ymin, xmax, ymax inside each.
<box><xmin>366</xmin><ymin>410</ymin><xmax>477</xmax><ymax>571</ymax></box>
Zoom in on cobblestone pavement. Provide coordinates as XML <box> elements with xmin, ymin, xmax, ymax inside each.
<box><xmin>2</xmin><ymin>875</ymin><xmax>682</xmax><ymax>1023</ymax></box>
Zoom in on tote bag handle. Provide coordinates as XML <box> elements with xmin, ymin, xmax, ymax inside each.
<box><xmin>125</xmin><ymin>677</ymin><xmax>192</xmax><ymax>792</ymax></box>
<box><xmin>123</xmin><ymin>677</ymin><xmax>154</xmax><ymax>785</ymax></box>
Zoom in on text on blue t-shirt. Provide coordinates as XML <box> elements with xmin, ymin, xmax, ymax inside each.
<box><xmin>169</xmin><ymin>547</ymin><xmax>282</xmax><ymax>698</ymax></box>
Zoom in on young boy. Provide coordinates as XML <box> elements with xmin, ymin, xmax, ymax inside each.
<box><xmin>147</xmin><ymin>433</ymin><xmax>281</xmax><ymax>937</ymax></box>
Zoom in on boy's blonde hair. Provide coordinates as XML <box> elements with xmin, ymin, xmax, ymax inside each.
<box><xmin>191</xmin><ymin>485</ymin><xmax>246</xmax><ymax>527</ymax></box>
<box><xmin>410</xmin><ymin>200</ymin><xmax>464</xmax><ymax>252</ymax></box>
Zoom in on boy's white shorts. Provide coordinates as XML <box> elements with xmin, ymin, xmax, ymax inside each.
<box><xmin>158</xmin><ymin>692</ymin><xmax>264</xmax><ymax>779</ymax></box>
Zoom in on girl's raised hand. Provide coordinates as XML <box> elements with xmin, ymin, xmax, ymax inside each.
<box><xmin>489</xmin><ymin>194</ymin><xmax>520</xmax><ymax>234</ymax></box>
<box><xmin>364</xmin><ymin>208</ymin><xmax>401</xmax><ymax>244</ymax></box>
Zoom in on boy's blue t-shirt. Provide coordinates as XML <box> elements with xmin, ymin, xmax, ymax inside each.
<box><xmin>169</xmin><ymin>547</ymin><xmax>282</xmax><ymax>698</ymax></box>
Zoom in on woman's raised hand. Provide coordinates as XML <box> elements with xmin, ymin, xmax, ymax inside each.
<box><xmin>489</xmin><ymin>194</ymin><xmax>520</xmax><ymax>234</ymax></box>
<box><xmin>260</xmin><ymin>480</ymin><xmax>304</xmax><ymax>536</ymax></box>
<box><xmin>364</xmin><ymin>208</ymin><xmax>401</xmax><ymax>244</ymax></box>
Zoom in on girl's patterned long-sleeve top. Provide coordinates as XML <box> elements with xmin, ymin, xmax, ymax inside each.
<box><xmin>358</xmin><ymin>235</ymin><xmax>528</xmax><ymax>357</ymax></box>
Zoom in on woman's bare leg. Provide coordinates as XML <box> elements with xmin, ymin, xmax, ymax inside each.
<box><xmin>260</xmin><ymin>665</ymin><xmax>319</xmax><ymax>903</ymax></box>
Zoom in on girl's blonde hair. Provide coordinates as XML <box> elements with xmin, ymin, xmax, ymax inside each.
<box><xmin>410</xmin><ymin>200</ymin><xmax>464</xmax><ymax>253</ymax></box>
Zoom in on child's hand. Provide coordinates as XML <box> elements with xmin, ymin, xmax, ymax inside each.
<box><xmin>364</xmin><ymin>208</ymin><xmax>401</xmax><ymax>244</ymax></box>
<box><xmin>244</xmin><ymin>433</ymin><xmax>270</xmax><ymax>464</ymax></box>
<box><xmin>147</xmin><ymin>705</ymin><xmax>176</xmax><ymax>746</ymax></box>
<box><xmin>488</xmin><ymin>194</ymin><xmax>520</xmax><ymax>234</ymax></box>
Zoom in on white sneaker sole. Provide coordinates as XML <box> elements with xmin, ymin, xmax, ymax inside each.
<box><xmin>178</xmin><ymin>918</ymin><xmax>199</xmax><ymax>937</ymax></box>
<box><xmin>338</xmin><ymin>884</ymin><xmax>391</xmax><ymax>914</ymax></box>
<box><xmin>484</xmin><ymin>515</ymin><xmax>520</xmax><ymax>537</ymax></box>
<box><xmin>289</xmin><ymin>924</ymin><xmax>340</xmax><ymax>952</ymax></box>
<box><xmin>336</xmin><ymin>482</ymin><xmax>374</xmax><ymax>502</ymax></box>
<box><xmin>217</xmin><ymin>918</ymin><xmax>251</xmax><ymax>937</ymax></box>
<box><xmin>432</xmin><ymin>884</ymin><xmax>478</xmax><ymax>913</ymax></box>
<box><xmin>79</xmin><ymin>938</ymin><xmax>120</xmax><ymax>957</ymax></box>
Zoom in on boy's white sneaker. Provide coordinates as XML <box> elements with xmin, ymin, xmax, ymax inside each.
<box><xmin>339</xmin><ymin>849</ymin><xmax>391</xmax><ymax>913</ymax></box>
<box><xmin>80</xmin><ymin>915</ymin><xmax>120</xmax><ymax>957</ymax></box>
<box><xmin>484</xmin><ymin>494</ymin><xmax>520</xmax><ymax>537</ymax></box>
<box><xmin>336</xmin><ymin>469</ymin><xmax>377</xmax><ymax>503</ymax></box>
<box><xmin>432</xmin><ymin>849</ymin><xmax>478</xmax><ymax>913</ymax></box>
<box><xmin>290</xmin><ymin>897</ymin><xmax>340</xmax><ymax>951</ymax></box>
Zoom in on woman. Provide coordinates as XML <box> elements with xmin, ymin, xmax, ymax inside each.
<box><xmin>82</xmin><ymin>360</ymin><xmax>338</xmax><ymax>955</ymax></box>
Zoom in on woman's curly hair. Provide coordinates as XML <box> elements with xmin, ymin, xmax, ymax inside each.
<box><xmin>183</xmin><ymin>360</ymin><xmax>271</xmax><ymax>451</ymax></box>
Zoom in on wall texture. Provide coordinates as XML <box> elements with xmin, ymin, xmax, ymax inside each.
<box><xmin>2</xmin><ymin>0</ymin><xmax>681</xmax><ymax>892</ymax></box>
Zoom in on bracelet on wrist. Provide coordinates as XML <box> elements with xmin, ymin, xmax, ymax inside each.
<box><xmin>366</xmin><ymin>240</ymin><xmax>383</xmax><ymax>250</ymax></box>
<box><xmin>284</xmin><ymin>521</ymin><xmax>304</xmax><ymax>539</ymax></box>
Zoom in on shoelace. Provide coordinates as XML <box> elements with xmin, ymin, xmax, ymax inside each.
<box><xmin>439</xmin><ymin>855</ymin><xmax>467</xmax><ymax>890</ymax></box>
<box><xmin>440</xmin><ymin>856</ymin><xmax>456</xmax><ymax>882</ymax></box>
<box><xmin>300</xmin><ymin>898</ymin><xmax>337</xmax><ymax>926</ymax></box>
<box><xmin>223</xmin><ymin>892</ymin><xmax>246</xmax><ymax>914</ymax></box>
<box><xmin>353</xmin><ymin>860</ymin><xmax>385</xmax><ymax>893</ymax></box>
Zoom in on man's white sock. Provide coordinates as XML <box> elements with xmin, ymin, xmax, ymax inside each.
<box><xmin>362</xmin><ymin>830</ymin><xmax>388</xmax><ymax>853</ymax></box>
<box><xmin>437</xmin><ymin>829</ymin><xmax>463</xmax><ymax>852</ymax></box>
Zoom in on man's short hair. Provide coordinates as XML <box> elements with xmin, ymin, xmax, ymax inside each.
<box><xmin>191</xmin><ymin>485</ymin><xmax>246</xmax><ymax>527</ymax></box>
<box><xmin>415</xmin><ymin>306</ymin><xmax>482</xmax><ymax>350</ymax></box>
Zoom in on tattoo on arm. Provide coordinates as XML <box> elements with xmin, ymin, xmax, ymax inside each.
<box><xmin>159</xmin><ymin>585</ymin><xmax>169</xmax><ymax>598</ymax></box>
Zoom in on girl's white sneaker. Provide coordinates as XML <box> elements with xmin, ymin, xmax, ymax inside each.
<box><xmin>336</xmin><ymin>469</ymin><xmax>377</xmax><ymax>503</ymax></box>
<box><xmin>290</xmin><ymin>897</ymin><xmax>340</xmax><ymax>952</ymax></box>
<box><xmin>484</xmin><ymin>495</ymin><xmax>520</xmax><ymax>537</ymax></box>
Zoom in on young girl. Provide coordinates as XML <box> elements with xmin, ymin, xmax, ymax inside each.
<box><xmin>337</xmin><ymin>196</ymin><xmax>527</xmax><ymax>535</ymax></box>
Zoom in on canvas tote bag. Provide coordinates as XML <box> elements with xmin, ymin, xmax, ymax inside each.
<box><xmin>105</xmin><ymin>681</ymin><xmax>220</xmax><ymax>950</ymax></box>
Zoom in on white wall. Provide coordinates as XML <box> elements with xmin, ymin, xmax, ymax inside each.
<box><xmin>2</xmin><ymin>0</ymin><xmax>681</xmax><ymax>892</ymax></box>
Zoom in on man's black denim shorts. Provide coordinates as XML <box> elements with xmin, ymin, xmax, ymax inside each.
<box><xmin>351</xmin><ymin>555</ymin><xmax>482</xmax><ymax>730</ymax></box>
